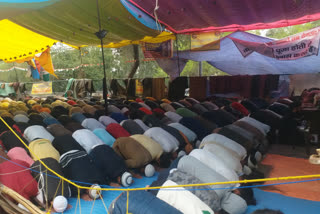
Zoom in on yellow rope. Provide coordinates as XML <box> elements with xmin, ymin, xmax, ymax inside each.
<box><xmin>47</xmin><ymin>179</ymin><xmax>62</xmax><ymax>213</ymax></box>
<box><xmin>98</xmin><ymin>191</ymin><xmax>109</xmax><ymax>214</ymax></box>
<box><xmin>46</xmin><ymin>171</ymin><xmax>48</xmax><ymax>210</ymax></box>
<box><xmin>74</xmin><ymin>190</ymin><xmax>79</xmax><ymax>214</ymax></box>
<box><xmin>61</xmin><ymin>179</ymin><xmax>64</xmax><ymax>214</ymax></box>
<box><xmin>77</xmin><ymin>188</ymin><xmax>81</xmax><ymax>214</ymax></box>
<box><xmin>1</xmin><ymin>116</ymin><xmax>320</xmax><ymax>192</ymax></box>
<box><xmin>126</xmin><ymin>191</ymin><xmax>129</xmax><ymax>214</ymax></box>
<box><xmin>89</xmin><ymin>194</ymin><xmax>96</xmax><ymax>214</ymax></box>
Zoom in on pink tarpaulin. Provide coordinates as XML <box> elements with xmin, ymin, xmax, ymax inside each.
<box><xmin>128</xmin><ymin>0</ymin><xmax>320</xmax><ymax>33</ymax></box>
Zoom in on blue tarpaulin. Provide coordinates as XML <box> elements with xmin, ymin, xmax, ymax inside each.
<box><xmin>176</xmin><ymin>31</ymin><xmax>320</xmax><ymax>76</ymax></box>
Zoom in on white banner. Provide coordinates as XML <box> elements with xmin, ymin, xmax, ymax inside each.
<box><xmin>230</xmin><ymin>27</ymin><xmax>320</xmax><ymax>60</ymax></box>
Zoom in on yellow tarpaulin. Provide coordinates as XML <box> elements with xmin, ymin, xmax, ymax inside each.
<box><xmin>0</xmin><ymin>19</ymin><xmax>58</xmax><ymax>63</ymax></box>
<box><xmin>0</xmin><ymin>19</ymin><xmax>174</xmax><ymax>63</ymax></box>
<box><xmin>34</xmin><ymin>48</ymin><xmax>57</xmax><ymax>78</ymax></box>
<box><xmin>104</xmin><ymin>32</ymin><xmax>176</xmax><ymax>48</ymax></box>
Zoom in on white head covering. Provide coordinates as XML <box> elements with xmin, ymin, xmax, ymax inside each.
<box><xmin>24</xmin><ymin>125</ymin><xmax>54</xmax><ymax>142</ymax></box>
<box><xmin>81</xmin><ymin>118</ymin><xmax>105</xmax><ymax>131</ymax></box>
<box><xmin>239</xmin><ymin>117</ymin><xmax>270</xmax><ymax>135</ymax></box>
<box><xmin>157</xmin><ymin>180</ymin><xmax>214</xmax><ymax>214</ymax></box>
<box><xmin>13</xmin><ymin>114</ymin><xmax>30</xmax><ymax>123</ymax></box>
<box><xmin>133</xmin><ymin>119</ymin><xmax>150</xmax><ymax>131</ymax></box>
<box><xmin>99</xmin><ymin>116</ymin><xmax>118</xmax><ymax>126</ymax></box>
<box><xmin>121</xmin><ymin>107</ymin><xmax>129</xmax><ymax>114</ymax></box>
<box><xmin>200</xmin><ymin>133</ymin><xmax>247</xmax><ymax>160</ymax></box>
<box><xmin>107</xmin><ymin>105</ymin><xmax>122</xmax><ymax>113</ymax></box>
<box><xmin>168</xmin><ymin>123</ymin><xmax>197</xmax><ymax>143</ymax></box>
<box><xmin>53</xmin><ymin>196</ymin><xmax>68</xmax><ymax>213</ymax></box>
<box><xmin>177</xmin><ymin>150</ymin><xmax>186</xmax><ymax>158</ymax></box>
<box><xmin>203</xmin><ymin>143</ymin><xmax>243</xmax><ymax>175</ymax></box>
<box><xmin>144</xmin><ymin>127</ymin><xmax>179</xmax><ymax>153</ymax></box>
<box><xmin>121</xmin><ymin>172</ymin><xmax>133</xmax><ymax>187</ymax></box>
<box><xmin>164</xmin><ymin>111</ymin><xmax>183</xmax><ymax>123</ymax></box>
<box><xmin>189</xmin><ymin>149</ymin><xmax>240</xmax><ymax>187</ymax></box>
<box><xmin>72</xmin><ymin>129</ymin><xmax>105</xmax><ymax>153</ymax></box>
<box><xmin>144</xmin><ymin>164</ymin><xmax>155</xmax><ymax>177</ymax></box>
<box><xmin>221</xmin><ymin>193</ymin><xmax>247</xmax><ymax>214</ymax></box>
<box><xmin>248</xmin><ymin>155</ymin><xmax>258</xmax><ymax>169</ymax></box>
<box><xmin>243</xmin><ymin>165</ymin><xmax>252</xmax><ymax>175</ymax></box>
<box><xmin>89</xmin><ymin>184</ymin><xmax>101</xmax><ymax>199</ymax></box>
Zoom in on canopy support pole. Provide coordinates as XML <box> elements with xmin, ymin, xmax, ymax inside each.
<box><xmin>95</xmin><ymin>0</ymin><xmax>108</xmax><ymax>113</ymax></box>
<box><xmin>13</xmin><ymin>62</ymin><xmax>19</xmax><ymax>82</ymax></box>
<box><xmin>199</xmin><ymin>61</ymin><xmax>203</xmax><ymax>76</ymax></box>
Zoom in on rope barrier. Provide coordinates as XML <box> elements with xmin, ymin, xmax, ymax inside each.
<box><xmin>1</xmin><ymin>152</ymin><xmax>319</xmax><ymax>192</ymax></box>
<box><xmin>1</xmin><ymin>114</ymin><xmax>320</xmax><ymax>192</ymax></box>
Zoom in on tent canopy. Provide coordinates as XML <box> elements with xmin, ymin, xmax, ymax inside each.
<box><xmin>176</xmin><ymin>31</ymin><xmax>320</xmax><ymax>76</ymax></box>
<box><xmin>128</xmin><ymin>0</ymin><xmax>320</xmax><ymax>33</ymax></box>
<box><xmin>0</xmin><ymin>0</ymin><xmax>61</xmax><ymax>20</ymax></box>
<box><xmin>0</xmin><ymin>0</ymin><xmax>172</xmax><ymax>61</ymax></box>
<box><xmin>9</xmin><ymin>0</ymin><xmax>161</xmax><ymax>47</ymax></box>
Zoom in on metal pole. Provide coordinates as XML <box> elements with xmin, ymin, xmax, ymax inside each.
<box><xmin>199</xmin><ymin>61</ymin><xmax>203</xmax><ymax>76</ymax></box>
<box><xmin>77</xmin><ymin>47</ymin><xmax>82</xmax><ymax>79</ymax></box>
<box><xmin>13</xmin><ymin>62</ymin><xmax>19</xmax><ymax>82</ymax></box>
<box><xmin>96</xmin><ymin>0</ymin><xmax>108</xmax><ymax>112</ymax></box>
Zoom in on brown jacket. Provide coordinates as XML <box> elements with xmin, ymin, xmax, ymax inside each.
<box><xmin>113</xmin><ymin>137</ymin><xmax>152</xmax><ymax>168</ymax></box>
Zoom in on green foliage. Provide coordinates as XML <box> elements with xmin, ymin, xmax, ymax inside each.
<box><xmin>264</xmin><ymin>20</ymin><xmax>320</xmax><ymax>39</ymax></box>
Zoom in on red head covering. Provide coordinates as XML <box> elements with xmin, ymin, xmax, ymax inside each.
<box><xmin>136</xmin><ymin>98</ymin><xmax>143</xmax><ymax>103</ymax></box>
<box><xmin>153</xmin><ymin>108</ymin><xmax>165</xmax><ymax>115</ymax></box>
<box><xmin>0</xmin><ymin>160</ymin><xmax>38</xmax><ymax>200</ymax></box>
<box><xmin>67</xmin><ymin>100</ymin><xmax>77</xmax><ymax>106</ymax></box>
<box><xmin>106</xmin><ymin>123</ymin><xmax>130</xmax><ymax>139</ymax></box>
<box><xmin>231</xmin><ymin>102</ymin><xmax>249</xmax><ymax>116</ymax></box>
<box><xmin>139</xmin><ymin>107</ymin><xmax>153</xmax><ymax>115</ymax></box>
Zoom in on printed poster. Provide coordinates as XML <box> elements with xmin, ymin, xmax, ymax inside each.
<box><xmin>31</xmin><ymin>82</ymin><xmax>53</xmax><ymax>95</ymax></box>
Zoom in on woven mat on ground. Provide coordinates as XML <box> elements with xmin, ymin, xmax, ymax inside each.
<box><xmin>260</xmin><ymin>154</ymin><xmax>320</xmax><ymax>201</ymax></box>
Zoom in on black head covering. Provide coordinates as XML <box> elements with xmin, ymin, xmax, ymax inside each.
<box><xmin>28</xmin><ymin>114</ymin><xmax>46</xmax><ymax>127</ymax></box>
<box><xmin>0</xmin><ymin>117</ymin><xmax>16</xmax><ymax>133</ymax></box>
<box><xmin>15</xmin><ymin>122</ymin><xmax>30</xmax><ymax>133</ymax></box>
<box><xmin>144</xmin><ymin>100</ymin><xmax>159</xmax><ymax>109</ymax></box>
<box><xmin>57</xmin><ymin>115</ymin><xmax>73</xmax><ymax>126</ymax></box>
<box><xmin>31</xmin><ymin>158</ymin><xmax>71</xmax><ymax>203</ymax></box>
<box><xmin>142</xmin><ymin>115</ymin><xmax>164</xmax><ymax>128</ymax></box>
<box><xmin>52</xmin><ymin>135</ymin><xmax>85</xmax><ymax>155</ymax></box>
<box><xmin>64</xmin><ymin>121</ymin><xmax>85</xmax><ymax>133</ymax></box>
<box><xmin>129</xmin><ymin>102</ymin><xmax>143</xmax><ymax>110</ymax></box>
<box><xmin>128</xmin><ymin>109</ymin><xmax>146</xmax><ymax>120</ymax></box>
<box><xmin>121</xmin><ymin>119</ymin><xmax>144</xmax><ymax>135</ymax></box>
<box><xmin>0</xmin><ymin>130</ymin><xmax>29</xmax><ymax>151</ymax></box>
<box><xmin>94</xmin><ymin>109</ymin><xmax>106</xmax><ymax>120</ymax></box>
<box><xmin>51</xmin><ymin>106</ymin><xmax>69</xmax><ymax>118</ymax></box>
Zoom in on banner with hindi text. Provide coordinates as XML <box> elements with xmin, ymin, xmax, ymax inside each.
<box><xmin>230</xmin><ymin>27</ymin><xmax>320</xmax><ymax>60</ymax></box>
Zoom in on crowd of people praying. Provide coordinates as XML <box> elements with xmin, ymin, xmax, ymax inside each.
<box><xmin>0</xmin><ymin>94</ymin><xmax>302</xmax><ymax>214</ymax></box>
